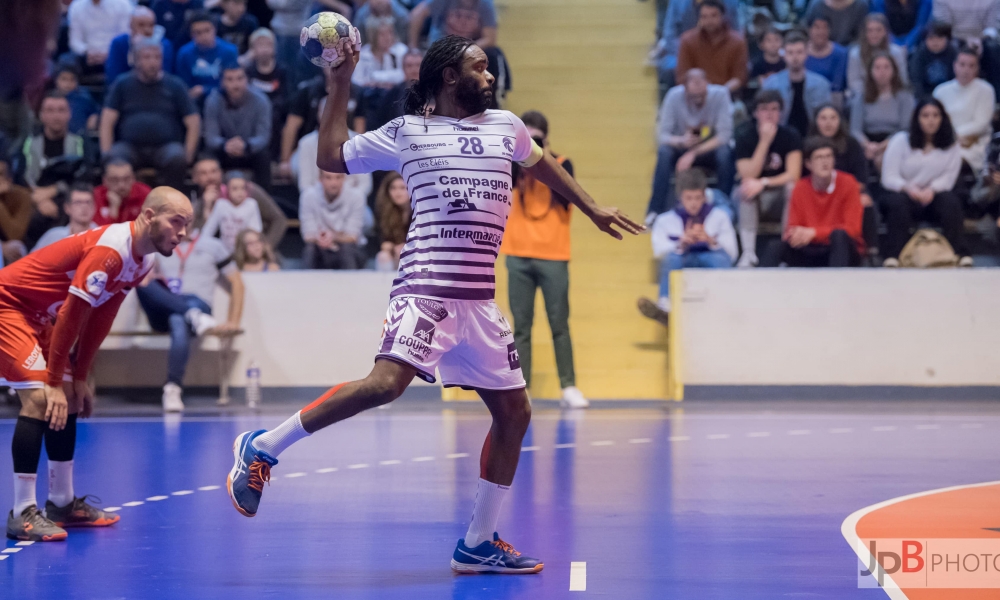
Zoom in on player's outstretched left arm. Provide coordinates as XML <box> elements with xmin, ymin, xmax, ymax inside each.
<box><xmin>526</xmin><ymin>153</ymin><xmax>645</xmax><ymax>240</ymax></box>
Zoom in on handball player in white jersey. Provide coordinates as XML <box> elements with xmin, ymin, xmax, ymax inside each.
<box><xmin>227</xmin><ymin>34</ymin><xmax>643</xmax><ymax>573</ymax></box>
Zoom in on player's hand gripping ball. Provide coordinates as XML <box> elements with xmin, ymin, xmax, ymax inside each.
<box><xmin>300</xmin><ymin>12</ymin><xmax>362</xmax><ymax>68</ymax></box>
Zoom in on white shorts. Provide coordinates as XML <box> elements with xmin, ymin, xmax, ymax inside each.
<box><xmin>376</xmin><ymin>297</ymin><xmax>526</xmax><ymax>391</ymax></box>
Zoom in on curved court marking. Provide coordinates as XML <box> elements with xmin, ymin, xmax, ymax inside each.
<box><xmin>840</xmin><ymin>480</ymin><xmax>1000</xmax><ymax>600</ymax></box>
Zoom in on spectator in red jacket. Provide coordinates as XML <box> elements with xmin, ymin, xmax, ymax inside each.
<box><xmin>92</xmin><ymin>159</ymin><xmax>151</xmax><ymax>225</ymax></box>
<box><xmin>764</xmin><ymin>136</ymin><xmax>864</xmax><ymax>267</ymax></box>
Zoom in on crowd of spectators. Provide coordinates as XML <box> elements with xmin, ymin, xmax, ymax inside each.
<box><xmin>641</xmin><ymin>0</ymin><xmax>1000</xmax><ymax>322</ymax></box>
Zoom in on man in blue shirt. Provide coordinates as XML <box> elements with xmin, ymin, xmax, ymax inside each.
<box><xmin>152</xmin><ymin>0</ymin><xmax>204</xmax><ymax>49</ymax></box>
<box><xmin>106</xmin><ymin>6</ymin><xmax>175</xmax><ymax>84</ymax></box>
<box><xmin>175</xmin><ymin>11</ymin><xmax>238</xmax><ymax>102</ymax></box>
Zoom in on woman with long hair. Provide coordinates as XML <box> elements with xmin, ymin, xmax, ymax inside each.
<box><xmin>850</xmin><ymin>51</ymin><xmax>915</xmax><ymax>171</ymax></box>
<box><xmin>879</xmin><ymin>98</ymin><xmax>969</xmax><ymax>265</ymax></box>
<box><xmin>234</xmin><ymin>229</ymin><xmax>281</xmax><ymax>272</ymax></box>
<box><xmin>847</xmin><ymin>13</ymin><xmax>909</xmax><ymax>95</ymax></box>
<box><xmin>374</xmin><ymin>171</ymin><xmax>411</xmax><ymax>270</ymax></box>
<box><xmin>810</xmin><ymin>104</ymin><xmax>878</xmax><ymax>256</ymax></box>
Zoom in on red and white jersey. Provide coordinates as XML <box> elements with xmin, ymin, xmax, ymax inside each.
<box><xmin>0</xmin><ymin>222</ymin><xmax>153</xmax><ymax>323</ymax></box>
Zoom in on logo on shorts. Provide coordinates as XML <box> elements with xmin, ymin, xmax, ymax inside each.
<box><xmin>397</xmin><ymin>335</ymin><xmax>431</xmax><ymax>361</ymax></box>
<box><xmin>506</xmin><ymin>342</ymin><xmax>520</xmax><ymax>370</ymax></box>
<box><xmin>22</xmin><ymin>344</ymin><xmax>46</xmax><ymax>371</ymax></box>
<box><xmin>412</xmin><ymin>317</ymin><xmax>436</xmax><ymax>345</ymax></box>
<box><xmin>85</xmin><ymin>271</ymin><xmax>109</xmax><ymax>297</ymax></box>
<box><xmin>415</xmin><ymin>298</ymin><xmax>448</xmax><ymax>322</ymax></box>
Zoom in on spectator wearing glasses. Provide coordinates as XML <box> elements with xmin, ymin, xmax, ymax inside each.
<box><xmin>32</xmin><ymin>183</ymin><xmax>98</xmax><ymax>252</ymax></box>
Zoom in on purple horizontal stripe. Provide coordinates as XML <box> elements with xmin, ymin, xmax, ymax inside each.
<box><xmin>414</xmin><ymin>208</ymin><xmax>440</xmax><ymax>216</ymax></box>
<box><xmin>405</xmin><ymin>166</ymin><xmax>511</xmax><ymax>186</ymax></box>
<box><xmin>405</xmin><ymin>233</ymin><xmax>440</xmax><ymax>243</ymax></box>
<box><xmin>390</xmin><ymin>284</ymin><xmax>495</xmax><ymax>301</ymax></box>
<box><xmin>412</xmin><ymin>219</ymin><xmax>505</xmax><ymax>232</ymax></box>
<box><xmin>398</xmin><ymin>245</ymin><xmax>499</xmax><ymax>259</ymax></box>
<box><xmin>397</xmin><ymin>258</ymin><xmax>495</xmax><ymax>270</ymax></box>
<box><xmin>394</xmin><ymin>271</ymin><xmax>496</xmax><ymax>285</ymax></box>
<box><xmin>400</xmin><ymin>132</ymin><xmax>516</xmax><ymax>138</ymax></box>
<box><xmin>399</xmin><ymin>154</ymin><xmax>512</xmax><ymax>172</ymax></box>
<box><xmin>413</xmin><ymin>194</ymin><xmax>439</xmax><ymax>203</ymax></box>
<box><xmin>410</xmin><ymin>181</ymin><xmax>434</xmax><ymax>193</ymax></box>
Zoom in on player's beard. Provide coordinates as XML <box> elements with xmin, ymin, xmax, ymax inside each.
<box><xmin>455</xmin><ymin>74</ymin><xmax>493</xmax><ymax>115</ymax></box>
<box><xmin>149</xmin><ymin>220</ymin><xmax>176</xmax><ymax>257</ymax></box>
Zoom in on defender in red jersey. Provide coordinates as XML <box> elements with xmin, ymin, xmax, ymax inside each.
<box><xmin>3</xmin><ymin>187</ymin><xmax>193</xmax><ymax>542</ymax></box>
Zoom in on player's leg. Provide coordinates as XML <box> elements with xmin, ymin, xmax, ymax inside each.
<box><xmin>452</xmin><ymin>386</ymin><xmax>542</xmax><ymax>574</ymax></box>
<box><xmin>8</xmin><ymin>387</ymin><xmax>67</xmax><ymax>541</ymax></box>
<box><xmin>227</xmin><ymin>359</ymin><xmax>416</xmax><ymax>517</ymax></box>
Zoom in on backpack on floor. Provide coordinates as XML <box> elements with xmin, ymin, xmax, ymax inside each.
<box><xmin>898</xmin><ymin>229</ymin><xmax>959</xmax><ymax>268</ymax></box>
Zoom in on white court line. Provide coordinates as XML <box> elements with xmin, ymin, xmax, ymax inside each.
<box><xmin>122</xmin><ymin>501</ymin><xmax>144</xmax><ymax>507</ymax></box>
<box><xmin>412</xmin><ymin>456</ymin><xmax>435</xmax><ymax>462</ymax></box>
<box><xmin>284</xmin><ymin>472</ymin><xmax>307</xmax><ymax>478</ymax></box>
<box><xmin>447</xmin><ymin>453</ymin><xmax>469</xmax><ymax>459</ymax></box>
<box><xmin>104</xmin><ymin>507</ymin><xmax>121</xmax><ymax>512</ymax></box>
<box><xmin>554</xmin><ymin>443</ymin><xmax>576</xmax><ymax>449</ymax></box>
<box><xmin>788</xmin><ymin>430</ymin><xmax>811</xmax><ymax>435</ymax></box>
<box><xmin>347</xmin><ymin>463</ymin><xmax>369</xmax><ymax>469</ymax></box>
<box><xmin>916</xmin><ymin>424</ymin><xmax>941</xmax><ymax>430</ymax></box>
<box><xmin>830</xmin><ymin>428</ymin><xmax>853</xmax><ymax>434</ymax></box>
<box><xmin>198</xmin><ymin>485</ymin><xmax>220</xmax><ymax>491</ymax></box>
<box><xmin>316</xmin><ymin>467</ymin><xmax>338</xmax><ymax>473</ymax></box>
<box><xmin>569</xmin><ymin>562</ymin><xmax>587</xmax><ymax>591</ymax></box>
<box><xmin>146</xmin><ymin>496</ymin><xmax>169</xmax><ymax>501</ymax></box>
<box><xmin>380</xmin><ymin>460</ymin><xmax>402</xmax><ymax>465</ymax></box>
<box><xmin>0</xmin><ymin>555</ymin><xmax>7</xmax><ymax>561</ymax></box>
<box><xmin>15</xmin><ymin>541</ymin><xmax>33</xmax><ymax>547</ymax></box>
<box><xmin>629</xmin><ymin>438</ymin><xmax>651</xmax><ymax>444</ymax></box>
<box><xmin>747</xmin><ymin>432</ymin><xmax>771</xmax><ymax>438</ymax></box>
<box><xmin>590</xmin><ymin>440</ymin><xmax>614</xmax><ymax>446</ymax></box>
<box><xmin>872</xmin><ymin>426</ymin><xmax>897</xmax><ymax>432</ymax></box>
<box><xmin>521</xmin><ymin>446</ymin><xmax>540</xmax><ymax>452</ymax></box>
<box><xmin>2</xmin><ymin>548</ymin><xmax>20</xmax><ymax>554</ymax></box>
<box><xmin>669</xmin><ymin>435</ymin><xmax>690</xmax><ymax>442</ymax></box>
<box><xmin>171</xmin><ymin>490</ymin><xmax>194</xmax><ymax>496</ymax></box>
<box><xmin>707</xmin><ymin>434</ymin><xmax>730</xmax><ymax>440</ymax></box>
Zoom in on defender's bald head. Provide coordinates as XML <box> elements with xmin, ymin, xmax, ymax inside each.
<box><xmin>142</xmin><ymin>186</ymin><xmax>192</xmax><ymax>216</ymax></box>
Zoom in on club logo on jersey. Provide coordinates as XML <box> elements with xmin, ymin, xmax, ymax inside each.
<box><xmin>384</xmin><ymin>117</ymin><xmax>404</xmax><ymax>141</ymax></box>
<box><xmin>85</xmin><ymin>271</ymin><xmax>109</xmax><ymax>297</ymax></box>
<box><xmin>412</xmin><ymin>317</ymin><xmax>436</xmax><ymax>345</ymax></box>
<box><xmin>22</xmin><ymin>344</ymin><xmax>46</xmax><ymax>371</ymax></box>
<box><xmin>507</xmin><ymin>342</ymin><xmax>520</xmax><ymax>370</ymax></box>
<box><xmin>503</xmin><ymin>137</ymin><xmax>514</xmax><ymax>153</ymax></box>
<box><xmin>410</xmin><ymin>142</ymin><xmax>448</xmax><ymax>152</ymax></box>
<box><xmin>445</xmin><ymin>198</ymin><xmax>498</xmax><ymax>217</ymax></box>
<box><xmin>415</xmin><ymin>298</ymin><xmax>448</xmax><ymax>322</ymax></box>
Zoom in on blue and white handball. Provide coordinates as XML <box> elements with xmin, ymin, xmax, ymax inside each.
<box><xmin>300</xmin><ymin>12</ymin><xmax>361</xmax><ymax>68</ymax></box>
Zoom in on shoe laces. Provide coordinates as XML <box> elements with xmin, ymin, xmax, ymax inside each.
<box><xmin>248</xmin><ymin>460</ymin><xmax>271</xmax><ymax>493</ymax></box>
<box><xmin>72</xmin><ymin>495</ymin><xmax>102</xmax><ymax>511</ymax></box>
<box><xmin>492</xmin><ymin>538</ymin><xmax>521</xmax><ymax>556</ymax></box>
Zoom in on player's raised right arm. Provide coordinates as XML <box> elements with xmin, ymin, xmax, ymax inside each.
<box><xmin>317</xmin><ymin>43</ymin><xmax>361</xmax><ymax>174</ymax></box>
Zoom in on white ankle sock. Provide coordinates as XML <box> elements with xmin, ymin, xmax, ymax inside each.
<box><xmin>48</xmin><ymin>460</ymin><xmax>74</xmax><ymax>508</ymax></box>
<box><xmin>252</xmin><ymin>412</ymin><xmax>309</xmax><ymax>458</ymax></box>
<box><xmin>464</xmin><ymin>478</ymin><xmax>510</xmax><ymax>548</ymax></box>
<box><xmin>13</xmin><ymin>473</ymin><xmax>37</xmax><ymax>515</ymax></box>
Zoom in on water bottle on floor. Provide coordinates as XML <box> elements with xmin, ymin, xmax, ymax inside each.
<box><xmin>246</xmin><ymin>361</ymin><xmax>261</xmax><ymax>408</ymax></box>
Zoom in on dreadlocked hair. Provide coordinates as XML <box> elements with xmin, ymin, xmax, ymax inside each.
<box><xmin>403</xmin><ymin>35</ymin><xmax>475</xmax><ymax>118</ymax></box>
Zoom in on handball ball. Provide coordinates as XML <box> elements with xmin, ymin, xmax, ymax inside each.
<box><xmin>300</xmin><ymin>12</ymin><xmax>361</xmax><ymax>68</ymax></box>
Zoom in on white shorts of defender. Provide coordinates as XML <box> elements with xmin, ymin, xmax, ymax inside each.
<box><xmin>376</xmin><ymin>297</ymin><xmax>526</xmax><ymax>391</ymax></box>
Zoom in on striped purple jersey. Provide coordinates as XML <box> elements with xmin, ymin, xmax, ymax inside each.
<box><xmin>343</xmin><ymin>109</ymin><xmax>543</xmax><ymax>301</ymax></box>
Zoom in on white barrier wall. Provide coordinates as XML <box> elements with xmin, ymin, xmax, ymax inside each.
<box><xmin>678</xmin><ymin>269</ymin><xmax>1000</xmax><ymax>386</ymax></box>
<box><xmin>94</xmin><ymin>271</ymin><xmax>432</xmax><ymax>388</ymax></box>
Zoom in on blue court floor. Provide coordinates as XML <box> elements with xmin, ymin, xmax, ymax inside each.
<box><xmin>2</xmin><ymin>398</ymin><xmax>999</xmax><ymax>599</ymax></box>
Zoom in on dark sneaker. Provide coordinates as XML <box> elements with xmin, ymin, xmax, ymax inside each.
<box><xmin>451</xmin><ymin>533</ymin><xmax>544</xmax><ymax>574</ymax></box>
<box><xmin>637</xmin><ymin>297</ymin><xmax>670</xmax><ymax>326</ymax></box>
<box><xmin>7</xmin><ymin>505</ymin><xmax>67</xmax><ymax>541</ymax></box>
<box><xmin>227</xmin><ymin>429</ymin><xmax>278</xmax><ymax>517</ymax></box>
<box><xmin>45</xmin><ymin>496</ymin><xmax>120</xmax><ymax>528</ymax></box>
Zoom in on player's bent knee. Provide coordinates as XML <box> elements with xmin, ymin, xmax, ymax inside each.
<box><xmin>366</xmin><ymin>374</ymin><xmax>409</xmax><ymax>407</ymax></box>
<box><xmin>17</xmin><ymin>388</ymin><xmax>48</xmax><ymax>420</ymax></box>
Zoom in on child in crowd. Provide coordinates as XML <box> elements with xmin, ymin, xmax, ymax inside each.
<box><xmin>910</xmin><ymin>21</ymin><xmax>957</xmax><ymax>98</ymax></box>
<box><xmin>52</xmin><ymin>63</ymin><xmax>99</xmax><ymax>134</ymax></box>
<box><xmin>750</xmin><ymin>28</ymin><xmax>786</xmax><ymax>87</ymax></box>
<box><xmin>234</xmin><ymin>229</ymin><xmax>280</xmax><ymax>271</ymax></box>
<box><xmin>202</xmin><ymin>171</ymin><xmax>263</xmax><ymax>253</ymax></box>
<box><xmin>637</xmin><ymin>168</ymin><xmax>736</xmax><ymax>326</ymax></box>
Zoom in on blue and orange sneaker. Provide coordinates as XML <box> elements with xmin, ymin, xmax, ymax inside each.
<box><xmin>451</xmin><ymin>533</ymin><xmax>544</xmax><ymax>574</ymax></box>
<box><xmin>227</xmin><ymin>430</ymin><xmax>278</xmax><ymax>517</ymax></box>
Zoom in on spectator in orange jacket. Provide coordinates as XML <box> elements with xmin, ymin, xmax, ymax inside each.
<box><xmin>675</xmin><ymin>0</ymin><xmax>747</xmax><ymax>95</ymax></box>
